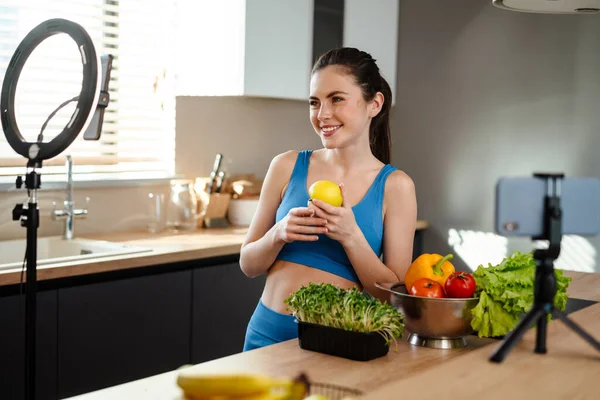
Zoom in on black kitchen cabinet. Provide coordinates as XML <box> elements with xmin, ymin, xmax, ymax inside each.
<box><xmin>56</xmin><ymin>270</ymin><xmax>192</xmax><ymax>399</ymax></box>
<box><xmin>0</xmin><ymin>290</ymin><xmax>58</xmax><ymax>400</ymax></box>
<box><xmin>191</xmin><ymin>262</ymin><xmax>266</xmax><ymax>363</ymax></box>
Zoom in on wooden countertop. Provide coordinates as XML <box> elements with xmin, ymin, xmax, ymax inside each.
<box><xmin>0</xmin><ymin>220</ymin><xmax>429</xmax><ymax>287</ymax></box>
<box><xmin>363</xmin><ymin>302</ymin><xmax>600</xmax><ymax>399</ymax></box>
<box><xmin>66</xmin><ymin>271</ymin><xmax>599</xmax><ymax>400</ymax></box>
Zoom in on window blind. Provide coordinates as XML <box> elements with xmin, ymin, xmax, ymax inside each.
<box><xmin>0</xmin><ymin>0</ymin><xmax>176</xmax><ymax>178</ymax></box>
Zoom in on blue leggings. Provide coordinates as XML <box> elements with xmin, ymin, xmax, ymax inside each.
<box><xmin>243</xmin><ymin>299</ymin><xmax>298</xmax><ymax>351</ymax></box>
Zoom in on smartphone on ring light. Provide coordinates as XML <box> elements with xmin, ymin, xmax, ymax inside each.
<box><xmin>495</xmin><ymin>176</ymin><xmax>600</xmax><ymax>237</ymax></box>
<box><xmin>83</xmin><ymin>54</ymin><xmax>113</xmax><ymax>141</ymax></box>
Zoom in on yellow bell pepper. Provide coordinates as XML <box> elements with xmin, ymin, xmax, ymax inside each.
<box><xmin>404</xmin><ymin>253</ymin><xmax>455</xmax><ymax>290</ymax></box>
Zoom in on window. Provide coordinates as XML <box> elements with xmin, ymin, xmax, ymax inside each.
<box><xmin>0</xmin><ymin>0</ymin><xmax>176</xmax><ymax>179</ymax></box>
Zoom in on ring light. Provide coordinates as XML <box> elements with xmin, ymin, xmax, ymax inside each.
<box><xmin>0</xmin><ymin>18</ymin><xmax>101</xmax><ymax>166</ymax></box>
<box><xmin>0</xmin><ymin>19</ymin><xmax>106</xmax><ymax>400</ymax></box>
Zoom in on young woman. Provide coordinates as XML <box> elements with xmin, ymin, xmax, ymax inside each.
<box><xmin>240</xmin><ymin>48</ymin><xmax>417</xmax><ymax>351</ymax></box>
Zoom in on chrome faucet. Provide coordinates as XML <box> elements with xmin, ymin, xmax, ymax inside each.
<box><xmin>52</xmin><ymin>155</ymin><xmax>89</xmax><ymax>240</ymax></box>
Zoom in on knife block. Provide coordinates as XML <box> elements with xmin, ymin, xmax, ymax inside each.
<box><xmin>198</xmin><ymin>192</ymin><xmax>231</xmax><ymax>228</ymax></box>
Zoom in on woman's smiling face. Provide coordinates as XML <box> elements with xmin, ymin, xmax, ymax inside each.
<box><xmin>309</xmin><ymin>66</ymin><xmax>372</xmax><ymax>150</ymax></box>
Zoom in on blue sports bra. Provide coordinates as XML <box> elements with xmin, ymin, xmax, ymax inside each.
<box><xmin>275</xmin><ymin>150</ymin><xmax>397</xmax><ymax>284</ymax></box>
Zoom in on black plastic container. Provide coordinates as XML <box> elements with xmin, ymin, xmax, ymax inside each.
<box><xmin>297</xmin><ymin>321</ymin><xmax>389</xmax><ymax>361</ymax></box>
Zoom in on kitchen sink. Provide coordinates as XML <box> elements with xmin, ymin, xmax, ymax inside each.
<box><xmin>0</xmin><ymin>236</ymin><xmax>151</xmax><ymax>271</ymax></box>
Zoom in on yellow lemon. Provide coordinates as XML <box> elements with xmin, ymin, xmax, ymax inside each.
<box><xmin>304</xmin><ymin>395</ymin><xmax>331</xmax><ymax>400</ymax></box>
<box><xmin>308</xmin><ymin>180</ymin><xmax>342</xmax><ymax>207</ymax></box>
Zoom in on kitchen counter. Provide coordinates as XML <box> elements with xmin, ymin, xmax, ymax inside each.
<box><xmin>66</xmin><ymin>270</ymin><xmax>600</xmax><ymax>400</ymax></box>
<box><xmin>0</xmin><ymin>227</ymin><xmax>249</xmax><ymax>287</ymax></box>
<box><xmin>0</xmin><ymin>220</ymin><xmax>429</xmax><ymax>287</ymax></box>
<box><xmin>363</xmin><ymin>302</ymin><xmax>600</xmax><ymax>399</ymax></box>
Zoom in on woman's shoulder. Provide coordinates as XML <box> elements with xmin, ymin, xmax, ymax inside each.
<box><xmin>266</xmin><ymin>150</ymin><xmax>309</xmax><ymax>200</ymax></box>
<box><xmin>269</xmin><ymin>150</ymin><xmax>302</xmax><ymax>170</ymax></box>
<box><xmin>384</xmin><ymin>168</ymin><xmax>416</xmax><ymax>198</ymax></box>
<box><xmin>265</xmin><ymin>149</ymin><xmax>310</xmax><ymax>183</ymax></box>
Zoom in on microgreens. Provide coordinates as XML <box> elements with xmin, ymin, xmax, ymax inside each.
<box><xmin>284</xmin><ymin>283</ymin><xmax>404</xmax><ymax>346</ymax></box>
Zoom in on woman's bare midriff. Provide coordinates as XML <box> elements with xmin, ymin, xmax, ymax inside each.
<box><xmin>261</xmin><ymin>259</ymin><xmax>362</xmax><ymax>314</ymax></box>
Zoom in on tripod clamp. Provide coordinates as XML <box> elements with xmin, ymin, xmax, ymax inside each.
<box><xmin>530</xmin><ymin>173</ymin><xmax>563</xmax><ymax>316</ymax></box>
<box><xmin>12</xmin><ymin>170</ymin><xmax>42</xmax><ymax>227</ymax></box>
<box><xmin>490</xmin><ymin>172</ymin><xmax>600</xmax><ymax>363</ymax></box>
<box><xmin>532</xmin><ymin>172</ymin><xmax>564</xmax><ymax>259</ymax></box>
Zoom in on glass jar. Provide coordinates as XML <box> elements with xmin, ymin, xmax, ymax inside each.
<box><xmin>166</xmin><ymin>179</ymin><xmax>198</xmax><ymax>230</ymax></box>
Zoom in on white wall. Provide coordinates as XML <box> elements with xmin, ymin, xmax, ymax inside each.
<box><xmin>392</xmin><ymin>0</ymin><xmax>600</xmax><ymax>272</ymax></box>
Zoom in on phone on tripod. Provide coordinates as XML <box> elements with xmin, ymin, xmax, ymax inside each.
<box><xmin>490</xmin><ymin>173</ymin><xmax>600</xmax><ymax>363</ymax></box>
<box><xmin>495</xmin><ymin>176</ymin><xmax>600</xmax><ymax>237</ymax></box>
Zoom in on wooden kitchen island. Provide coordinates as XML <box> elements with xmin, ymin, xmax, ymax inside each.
<box><xmin>66</xmin><ymin>271</ymin><xmax>600</xmax><ymax>400</ymax></box>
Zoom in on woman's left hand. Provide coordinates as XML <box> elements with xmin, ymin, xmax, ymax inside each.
<box><xmin>308</xmin><ymin>183</ymin><xmax>360</xmax><ymax>247</ymax></box>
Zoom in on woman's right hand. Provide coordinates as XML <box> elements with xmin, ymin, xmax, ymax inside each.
<box><xmin>277</xmin><ymin>207</ymin><xmax>328</xmax><ymax>243</ymax></box>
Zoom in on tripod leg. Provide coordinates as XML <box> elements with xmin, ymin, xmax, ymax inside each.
<box><xmin>535</xmin><ymin>313</ymin><xmax>548</xmax><ymax>354</ymax></box>
<box><xmin>553</xmin><ymin>309</ymin><xmax>600</xmax><ymax>352</ymax></box>
<box><xmin>490</xmin><ymin>306</ymin><xmax>546</xmax><ymax>363</ymax></box>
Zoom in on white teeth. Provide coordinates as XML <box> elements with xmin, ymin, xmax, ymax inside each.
<box><xmin>322</xmin><ymin>125</ymin><xmax>341</xmax><ymax>132</ymax></box>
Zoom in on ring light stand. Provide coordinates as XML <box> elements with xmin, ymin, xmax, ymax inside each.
<box><xmin>0</xmin><ymin>19</ymin><xmax>104</xmax><ymax>400</ymax></box>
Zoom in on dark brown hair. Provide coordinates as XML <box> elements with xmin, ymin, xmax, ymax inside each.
<box><xmin>312</xmin><ymin>47</ymin><xmax>392</xmax><ymax>164</ymax></box>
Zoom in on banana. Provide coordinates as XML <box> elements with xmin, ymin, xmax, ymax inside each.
<box><xmin>228</xmin><ymin>391</ymin><xmax>295</xmax><ymax>400</ymax></box>
<box><xmin>176</xmin><ymin>373</ymin><xmax>305</xmax><ymax>399</ymax></box>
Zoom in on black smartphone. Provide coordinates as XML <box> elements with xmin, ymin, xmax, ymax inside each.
<box><xmin>495</xmin><ymin>176</ymin><xmax>600</xmax><ymax>237</ymax></box>
<box><xmin>83</xmin><ymin>54</ymin><xmax>113</xmax><ymax>140</ymax></box>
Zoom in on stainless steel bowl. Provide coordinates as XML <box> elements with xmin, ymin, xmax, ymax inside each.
<box><xmin>375</xmin><ymin>282</ymin><xmax>479</xmax><ymax>349</ymax></box>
